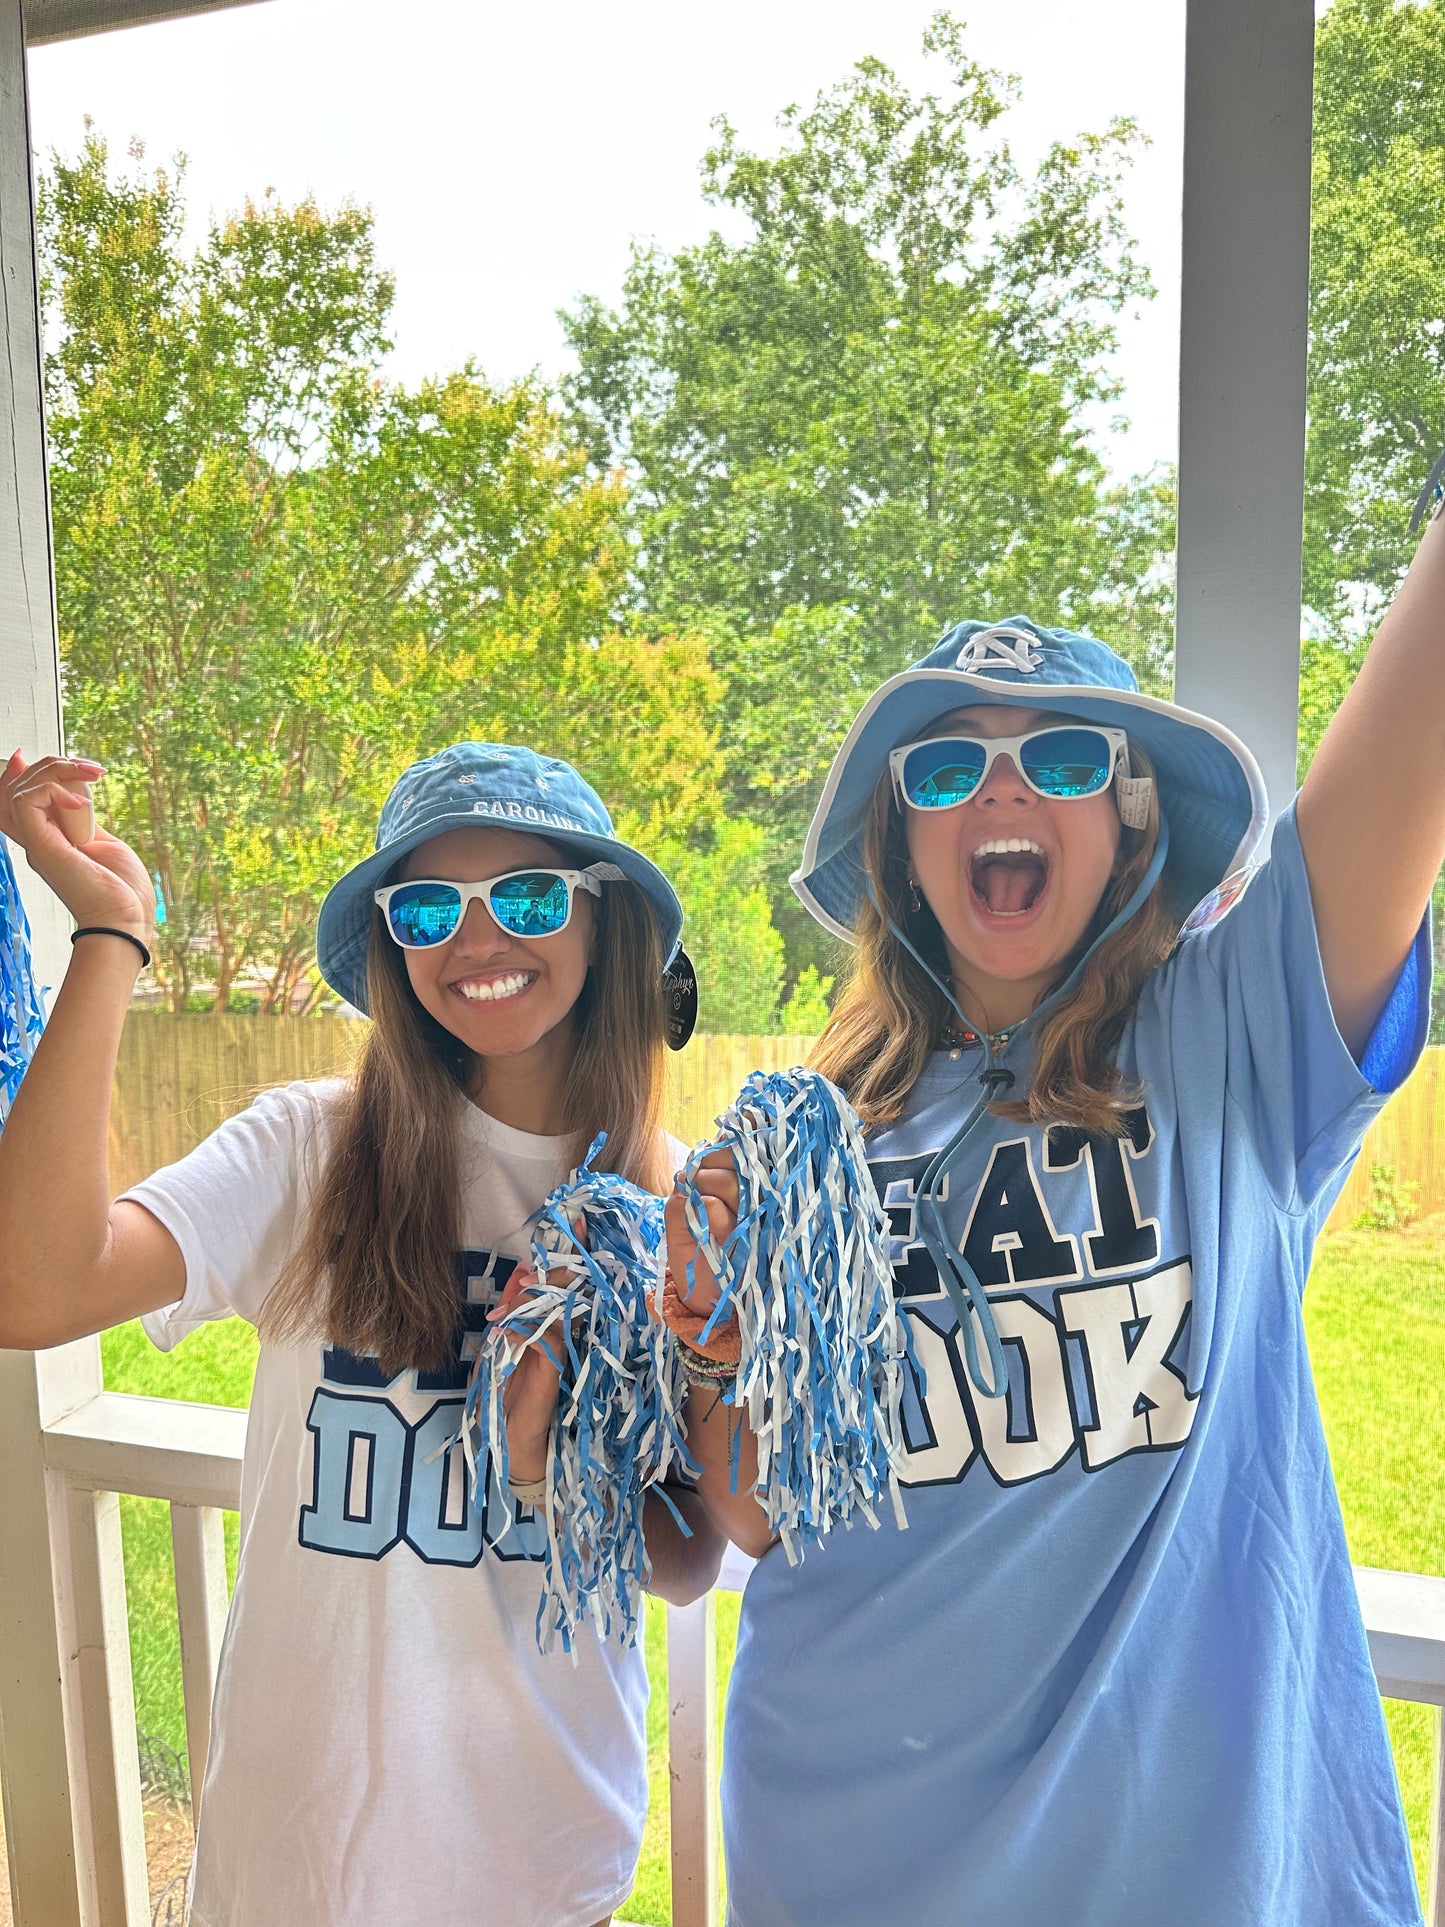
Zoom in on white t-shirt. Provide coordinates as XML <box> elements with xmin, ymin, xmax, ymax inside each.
<box><xmin>128</xmin><ymin>1078</ymin><xmax>666</xmax><ymax>1927</ymax></box>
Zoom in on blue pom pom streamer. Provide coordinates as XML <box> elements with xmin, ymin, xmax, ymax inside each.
<box><xmin>459</xmin><ymin>1135</ymin><xmax>694</xmax><ymax>1656</ymax></box>
<box><xmin>678</xmin><ymin>1067</ymin><xmax>910</xmax><ymax>1564</ymax></box>
<box><xmin>0</xmin><ymin>835</ymin><xmax>46</xmax><ymax>1126</ymax></box>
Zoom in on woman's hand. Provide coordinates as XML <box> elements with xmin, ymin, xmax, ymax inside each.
<box><xmin>486</xmin><ymin>1222</ymin><xmax>586</xmax><ymax>1485</ymax></box>
<box><xmin>663</xmin><ymin>1149</ymin><xmax>740</xmax><ymax>1318</ymax></box>
<box><xmin>0</xmin><ymin>751</ymin><xmax>154</xmax><ymax>938</ymax></box>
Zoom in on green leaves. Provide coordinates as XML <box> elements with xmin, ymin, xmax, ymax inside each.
<box><xmin>45</xmin><ymin>138</ymin><xmax>634</xmax><ymax>1011</ymax></box>
<box><xmin>562</xmin><ymin>16</ymin><xmax>1173</xmax><ymax>964</ymax></box>
<box><xmin>564</xmin><ymin>14</ymin><xmax>1162</xmax><ymax>651</ymax></box>
<box><xmin>43</xmin><ymin>20</ymin><xmax>1194</xmax><ymax>1026</ymax></box>
<box><xmin>1306</xmin><ymin>0</ymin><xmax>1445</xmax><ymax>628</ymax></box>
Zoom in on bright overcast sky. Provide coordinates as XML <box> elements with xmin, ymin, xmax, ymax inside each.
<box><xmin>28</xmin><ymin>0</ymin><xmax>1187</xmax><ymax>478</ymax></box>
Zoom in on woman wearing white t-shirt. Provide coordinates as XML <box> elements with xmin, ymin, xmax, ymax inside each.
<box><xmin>0</xmin><ymin>740</ymin><xmax>722</xmax><ymax>1927</ymax></box>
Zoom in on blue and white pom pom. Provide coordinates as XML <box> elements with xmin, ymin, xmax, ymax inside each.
<box><xmin>0</xmin><ymin>835</ymin><xmax>46</xmax><ymax>1127</ymax></box>
<box><xmin>461</xmin><ymin>1135</ymin><xmax>693</xmax><ymax>1655</ymax></box>
<box><xmin>678</xmin><ymin>1067</ymin><xmax>910</xmax><ymax>1564</ymax></box>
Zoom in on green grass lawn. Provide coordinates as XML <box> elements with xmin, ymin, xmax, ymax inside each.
<box><xmin>1301</xmin><ymin>1224</ymin><xmax>1445</xmax><ymax>1904</ymax></box>
<box><xmin>102</xmin><ymin>1227</ymin><xmax>1445</xmax><ymax>1921</ymax></box>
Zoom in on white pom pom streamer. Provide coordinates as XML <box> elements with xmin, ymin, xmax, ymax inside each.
<box><xmin>678</xmin><ymin>1067</ymin><xmax>910</xmax><ymax>1564</ymax></box>
<box><xmin>460</xmin><ymin>1135</ymin><xmax>693</xmax><ymax>1655</ymax></box>
<box><xmin>0</xmin><ymin>836</ymin><xmax>45</xmax><ymax>1126</ymax></box>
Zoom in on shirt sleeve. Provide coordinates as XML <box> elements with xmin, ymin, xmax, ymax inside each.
<box><xmin>1155</xmin><ymin>799</ymin><xmax>1431</xmax><ymax>1214</ymax></box>
<box><xmin>123</xmin><ymin>1080</ymin><xmax>340</xmax><ymax>1351</ymax></box>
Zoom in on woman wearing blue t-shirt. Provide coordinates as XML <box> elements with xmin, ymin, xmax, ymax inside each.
<box><xmin>664</xmin><ymin>501</ymin><xmax>1444</xmax><ymax>1922</ymax></box>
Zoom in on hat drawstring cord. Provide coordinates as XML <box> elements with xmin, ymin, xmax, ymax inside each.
<box><xmin>865</xmin><ymin>812</ymin><xmax>1172</xmax><ymax>1404</ymax></box>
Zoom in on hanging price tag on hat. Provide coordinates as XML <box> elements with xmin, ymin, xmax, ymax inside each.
<box><xmin>662</xmin><ymin>944</ymin><xmax>698</xmax><ymax>1051</ymax></box>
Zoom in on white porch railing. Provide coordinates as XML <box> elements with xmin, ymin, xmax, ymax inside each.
<box><xmin>3</xmin><ymin>1386</ymin><xmax>1440</xmax><ymax>1927</ymax></box>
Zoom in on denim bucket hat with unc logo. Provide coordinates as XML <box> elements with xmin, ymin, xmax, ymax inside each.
<box><xmin>316</xmin><ymin>743</ymin><xmax>685</xmax><ymax>1015</ymax></box>
<box><xmin>791</xmin><ymin>615</ymin><xmax>1269</xmax><ymax>940</ymax></box>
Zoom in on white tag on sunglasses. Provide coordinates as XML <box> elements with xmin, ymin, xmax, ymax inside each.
<box><xmin>1116</xmin><ymin>776</ymin><xmax>1153</xmax><ymax>830</ymax></box>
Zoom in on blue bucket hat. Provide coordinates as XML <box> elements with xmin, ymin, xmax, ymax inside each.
<box><xmin>792</xmin><ymin>615</ymin><xmax>1268</xmax><ymax>938</ymax></box>
<box><xmin>316</xmin><ymin>743</ymin><xmax>685</xmax><ymax>1015</ymax></box>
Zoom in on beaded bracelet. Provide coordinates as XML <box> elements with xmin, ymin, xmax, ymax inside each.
<box><xmin>676</xmin><ymin>1341</ymin><xmax>738</xmax><ymax>1391</ymax></box>
<box><xmin>660</xmin><ymin>1265</ymin><xmax>741</xmax><ymax>1364</ymax></box>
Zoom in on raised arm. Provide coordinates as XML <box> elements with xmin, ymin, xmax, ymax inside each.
<box><xmin>1296</xmin><ymin>504</ymin><xmax>1445</xmax><ymax>1057</ymax></box>
<box><xmin>0</xmin><ymin>752</ymin><xmax>183</xmax><ymax>1349</ymax></box>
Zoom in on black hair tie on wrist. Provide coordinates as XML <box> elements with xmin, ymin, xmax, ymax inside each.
<box><xmin>71</xmin><ymin>925</ymin><xmax>151</xmax><ymax>969</ymax></box>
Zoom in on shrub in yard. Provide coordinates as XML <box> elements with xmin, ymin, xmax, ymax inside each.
<box><xmin>1353</xmin><ymin>1162</ymin><xmax>1420</xmax><ymax>1233</ymax></box>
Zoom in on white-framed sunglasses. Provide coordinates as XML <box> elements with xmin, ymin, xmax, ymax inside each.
<box><xmin>374</xmin><ymin>863</ymin><xmax>624</xmax><ymax>949</ymax></box>
<box><xmin>889</xmin><ymin>725</ymin><xmax>1151</xmax><ymax>828</ymax></box>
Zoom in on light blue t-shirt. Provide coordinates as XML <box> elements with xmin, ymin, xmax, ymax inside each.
<box><xmin>723</xmin><ymin>805</ymin><xmax>1431</xmax><ymax>1927</ymax></box>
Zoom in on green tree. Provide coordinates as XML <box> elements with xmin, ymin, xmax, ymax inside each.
<box><xmin>657</xmin><ymin>817</ymin><xmax>786</xmax><ymax>1035</ymax></box>
<box><xmin>1297</xmin><ymin>636</ymin><xmax>1367</xmax><ymax>784</ymax></box>
<box><xmin>562</xmin><ymin>15</ymin><xmax>1175</xmax><ymax>955</ymax></box>
<box><xmin>780</xmin><ymin>964</ymin><xmax>836</xmax><ymax>1035</ymax></box>
<box><xmin>1307</xmin><ymin>0</ymin><xmax>1445</xmax><ymax>629</ymax></box>
<box><xmin>538</xmin><ymin>631</ymin><xmax>789</xmax><ymax>1032</ymax></box>
<box><xmin>43</xmin><ymin>138</ymin><xmax>630</xmax><ymax>1010</ymax></box>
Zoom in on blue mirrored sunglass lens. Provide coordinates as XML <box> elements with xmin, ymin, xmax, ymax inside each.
<box><xmin>1019</xmin><ymin>728</ymin><xmax>1113</xmax><ymax>797</ymax></box>
<box><xmin>902</xmin><ymin>740</ymin><xmax>988</xmax><ymax>806</ymax></box>
<box><xmin>487</xmin><ymin>871</ymin><xmax>571</xmax><ymax>937</ymax></box>
<box><xmin>387</xmin><ymin>882</ymin><xmax>463</xmax><ymax>946</ymax></box>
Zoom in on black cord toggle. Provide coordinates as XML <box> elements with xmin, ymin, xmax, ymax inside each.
<box><xmin>980</xmin><ymin>1066</ymin><xmax>1015</xmax><ymax>1097</ymax></box>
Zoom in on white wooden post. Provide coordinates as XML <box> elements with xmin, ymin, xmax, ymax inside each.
<box><xmin>170</xmin><ymin>1502</ymin><xmax>229</xmax><ymax>1818</ymax></box>
<box><xmin>666</xmin><ymin>1593</ymin><xmax>718</xmax><ymax>1927</ymax></box>
<box><xmin>1174</xmin><ymin>0</ymin><xmax>1316</xmax><ymax>824</ymax></box>
<box><xmin>0</xmin><ymin>1354</ymin><xmax>86</xmax><ymax>1926</ymax></box>
<box><xmin>0</xmin><ymin>0</ymin><xmax>102</xmax><ymax>1918</ymax></box>
<box><xmin>48</xmin><ymin>1484</ymin><xmax>149</xmax><ymax>1925</ymax></box>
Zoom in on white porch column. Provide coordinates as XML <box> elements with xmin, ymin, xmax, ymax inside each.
<box><xmin>0</xmin><ymin>2</ymin><xmax>105</xmax><ymax>1920</ymax></box>
<box><xmin>1173</xmin><ymin>0</ymin><xmax>1316</xmax><ymax>825</ymax></box>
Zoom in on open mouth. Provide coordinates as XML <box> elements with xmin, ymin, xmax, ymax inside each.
<box><xmin>969</xmin><ymin>839</ymin><xmax>1050</xmax><ymax>919</ymax></box>
<box><xmin>452</xmin><ymin>970</ymin><xmax>538</xmax><ymax>1004</ymax></box>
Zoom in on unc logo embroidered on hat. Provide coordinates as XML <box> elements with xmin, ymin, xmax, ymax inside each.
<box><xmin>956</xmin><ymin>627</ymin><xmax>1043</xmax><ymax>675</ymax></box>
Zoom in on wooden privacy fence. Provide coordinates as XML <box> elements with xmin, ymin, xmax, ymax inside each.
<box><xmin>108</xmin><ymin>1014</ymin><xmax>820</xmax><ymax>1195</ymax></box>
<box><xmin>111</xmin><ymin>1016</ymin><xmax>1445</xmax><ymax>1229</ymax></box>
<box><xmin>1328</xmin><ymin>1045</ymin><xmax>1445</xmax><ymax>1229</ymax></box>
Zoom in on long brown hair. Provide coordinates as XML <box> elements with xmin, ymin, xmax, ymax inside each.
<box><xmin>810</xmin><ymin>741</ymin><xmax>1177</xmax><ymax>1138</ymax></box>
<box><xmin>262</xmin><ymin>874</ymin><xmax>670</xmax><ymax>1375</ymax></box>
